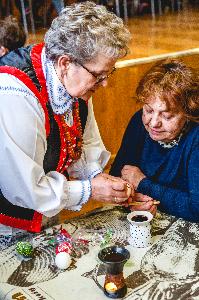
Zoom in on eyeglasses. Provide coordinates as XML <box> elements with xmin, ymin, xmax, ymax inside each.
<box><xmin>75</xmin><ymin>61</ymin><xmax>116</xmax><ymax>84</ymax></box>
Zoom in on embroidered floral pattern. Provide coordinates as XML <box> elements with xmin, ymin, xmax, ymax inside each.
<box><xmin>42</xmin><ymin>49</ymin><xmax>75</xmax><ymax>127</ymax></box>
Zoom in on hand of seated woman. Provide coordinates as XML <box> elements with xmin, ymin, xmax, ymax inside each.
<box><xmin>121</xmin><ymin>165</ymin><xmax>146</xmax><ymax>189</ymax></box>
<box><xmin>127</xmin><ymin>192</ymin><xmax>157</xmax><ymax>216</ymax></box>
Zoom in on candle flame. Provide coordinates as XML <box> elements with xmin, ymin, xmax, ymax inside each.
<box><xmin>105</xmin><ymin>282</ymin><xmax>118</xmax><ymax>292</ymax></box>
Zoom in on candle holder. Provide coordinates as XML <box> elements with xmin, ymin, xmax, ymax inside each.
<box><xmin>98</xmin><ymin>245</ymin><xmax>130</xmax><ymax>299</ymax></box>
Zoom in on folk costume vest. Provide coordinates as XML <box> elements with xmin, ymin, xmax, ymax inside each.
<box><xmin>0</xmin><ymin>43</ymin><xmax>88</xmax><ymax>232</ymax></box>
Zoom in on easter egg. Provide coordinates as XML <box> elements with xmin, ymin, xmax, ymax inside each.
<box><xmin>56</xmin><ymin>242</ymin><xmax>72</xmax><ymax>255</ymax></box>
<box><xmin>126</xmin><ymin>183</ymin><xmax>131</xmax><ymax>198</ymax></box>
<box><xmin>55</xmin><ymin>252</ymin><xmax>71</xmax><ymax>269</ymax></box>
<box><xmin>16</xmin><ymin>241</ymin><xmax>33</xmax><ymax>257</ymax></box>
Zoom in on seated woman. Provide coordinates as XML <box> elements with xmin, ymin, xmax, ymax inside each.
<box><xmin>110</xmin><ymin>58</ymin><xmax>199</xmax><ymax>222</ymax></box>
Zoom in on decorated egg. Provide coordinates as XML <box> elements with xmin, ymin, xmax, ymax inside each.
<box><xmin>56</xmin><ymin>242</ymin><xmax>72</xmax><ymax>255</ymax></box>
<box><xmin>55</xmin><ymin>251</ymin><xmax>71</xmax><ymax>269</ymax></box>
<box><xmin>16</xmin><ymin>241</ymin><xmax>33</xmax><ymax>257</ymax></box>
<box><xmin>126</xmin><ymin>183</ymin><xmax>131</xmax><ymax>198</ymax></box>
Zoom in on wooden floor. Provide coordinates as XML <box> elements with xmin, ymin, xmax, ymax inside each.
<box><xmin>125</xmin><ymin>6</ymin><xmax>199</xmax><ymax>60</ymax></box>
<box><xmin>27</xmin><ymin>6</ymin><xmax>199</xmax><ymax>60</ymax></box>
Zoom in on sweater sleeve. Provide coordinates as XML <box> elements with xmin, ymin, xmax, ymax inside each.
<box><xmin>110</xmin><ymin>110</ymin><xmax>144</xmax><ymax>177</ymax></box>
<box><xmin>137</xmin><ymin>138</ymin><xmax>199</xmax><ymax>222</ymax></box>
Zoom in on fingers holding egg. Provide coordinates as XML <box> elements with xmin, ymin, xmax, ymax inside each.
<box><xmin>125</xmin><ymin>183</ymin><xmax>133</xmax><ymax>198</ymax></box>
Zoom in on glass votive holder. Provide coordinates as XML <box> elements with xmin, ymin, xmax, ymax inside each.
<box><xmin>98</xmin><ymin>245</ymin><xmax>130</xmax><ymax>298</ymax></box>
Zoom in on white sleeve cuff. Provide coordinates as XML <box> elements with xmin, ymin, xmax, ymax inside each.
<box><xmin>65</xmin><ymin>180</ymin><xmax>92</xmax><ymax>211</ymax></box>
<box><xmin>84</xmin><ymin>162</ymin><xmax>102</xmax><ymax>179</ymax></box>
<box><xmin>67</xmin><ymin>159</ymin><xmax>102</xmax><ymax>180</ymax></box>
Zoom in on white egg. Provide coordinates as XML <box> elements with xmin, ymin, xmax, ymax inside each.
<box><xmin>55</xmin><ymin>252</ymin><xmax>72</xmax><ymax>269</ymax></box>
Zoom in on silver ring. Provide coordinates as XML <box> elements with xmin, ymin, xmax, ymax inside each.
<box><xmin>114</xmin><ymin>196</ymin><xmax>117</xmax><ymax>202</ymax></box>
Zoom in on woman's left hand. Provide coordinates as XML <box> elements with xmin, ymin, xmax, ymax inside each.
<box><xmin>121</xmin><ymin>165</ymin><xmax>146</xmax><ymax>189</ymax></box>
<box><xmin>127</xmin><ymin>192</ymin><xmax>158</xmax><ymax>216</ymax></box>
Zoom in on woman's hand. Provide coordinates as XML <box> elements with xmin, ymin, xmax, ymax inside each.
<box><xmin>121</xmin><ymin>165</ymin><xmax>146</xmax><ymax>189</ymax></box>
<box><xmin>91</xmin><ymin>173</ymin><xmax>133</xmax><ymax>204</ymax></box>
<box><xmin>127</xmin><ymin>192</ymin><xmax>159</xmax><ymax>216</ymax></box>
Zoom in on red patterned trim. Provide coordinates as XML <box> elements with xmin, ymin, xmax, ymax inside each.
<box><xmin>30</xmin><ymin>43</ymin><xmax>46</xmax><ymax>92</ymax></box>
<box><xmin>0</xmin><ymin>211</ymin><xmax>42</xmax><ymax>233</ymax></box>
<box><xmin>30</xmin><ymin>43</ymin><xmax>48</xmax><ymax>102</ymax></box>
<box><xmin>30</xmin><ymin>43</ymin><xmax>50</xmax><ymax>137</ymax></box>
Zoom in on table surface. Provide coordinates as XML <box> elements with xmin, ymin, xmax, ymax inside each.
<box><xmin>0</xmin><ymin>206</ymin><xmax>199</xmax><ymax>300</ymax></box>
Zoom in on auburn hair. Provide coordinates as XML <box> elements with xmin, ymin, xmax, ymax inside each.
<box><xmin>136</xmin><ymin>58</ymin><xmax>199</xmax><ymax>122</ymax></box>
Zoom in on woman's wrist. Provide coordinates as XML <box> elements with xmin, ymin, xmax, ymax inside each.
<box><xmin>135</xmin><ymin>175</ymin><xmax>146</xmax><ymax>190</ymax></box>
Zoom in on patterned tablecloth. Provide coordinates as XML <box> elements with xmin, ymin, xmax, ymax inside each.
<box><xmin>0</xmin><ymin>206</ymin><xmax>199</xmax><ymax>300</ymax></box>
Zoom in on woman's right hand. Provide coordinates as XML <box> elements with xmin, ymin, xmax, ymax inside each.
<box><xmin>90</xmin><ymin>173</ymin><xmax>132</xmax><ymax>204</ymax></box>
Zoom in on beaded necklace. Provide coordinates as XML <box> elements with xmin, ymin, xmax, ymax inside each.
<box><xmin>158</xmin><ymin>121</ymin><xmax>189</xmax><ymax>149</ymax></box>
<box><xmin>60</xmin><ymin>101</ymin><xmax>83</xmax><ymax>164</ymax></box>
<box><xmin>158</xmin><ymin>134</ymin><xmax>183</xmax><ymax>148</ymax></box>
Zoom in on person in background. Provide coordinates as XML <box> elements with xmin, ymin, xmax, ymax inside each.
<box><xmin>52</xmin><ymin>0</ymin><xmax>64</xmax><ymax>14</ymax></box>
<box><xmin>0</xmin><ymin>15</ymin><xmax>26</xmax><ymax>57</ymax></box>
<box><xmin>110</xmin><ymin>59</ymin><xmax>199</xmax><ymax>222</ymax></box>
<box><xmin>0</xmin><ymin>1</ymin><xmax>131</xmax><ymax>237</ymax></box>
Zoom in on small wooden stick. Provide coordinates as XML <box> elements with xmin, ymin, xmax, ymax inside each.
<box><xmin>128</xmin><ymin>200</ymin><xmax>160</xmax><ymax>206</ymax></box>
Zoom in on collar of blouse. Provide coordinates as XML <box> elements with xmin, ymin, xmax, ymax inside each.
<box><xmin>41</xmin><ymin>48</ymin><xmax>76</xmax><ymax>127</ymax></box>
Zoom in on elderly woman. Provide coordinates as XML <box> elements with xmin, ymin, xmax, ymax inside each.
<box><xmin>110</xmin><ymin>59</ymin><xmax>199</xmax><ymax>222</ymax></box>
<box><xmin>0</xmin><ymin>1</ymin><xmax>131</xmax><ymax>235</ymax></box>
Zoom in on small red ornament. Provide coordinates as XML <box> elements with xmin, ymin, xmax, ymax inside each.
<box><xmin>60</xmin><ymin>228</ymin><xmax>72</xmax><ymax>239</ymax></box>
<box><xmin>77</xmin><ymin>238</ymin><xmax>89</xmax><ymax>245</ymax></box>
<box><xmin>56</xmin><ymin>242</ymin><xmax>72</xmax><ymax>255</ymax></box>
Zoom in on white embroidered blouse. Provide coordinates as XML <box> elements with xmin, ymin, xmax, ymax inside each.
<box><xmin>0</xmin><ymin>50</ymin><xmax>110</xmax><ymax>235</ymax></box>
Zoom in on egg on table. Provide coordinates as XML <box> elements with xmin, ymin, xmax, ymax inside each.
<box><xmin>55</xmin><ymin>251</ymin><xmax>72</xmax><ymax>269</ymax></box>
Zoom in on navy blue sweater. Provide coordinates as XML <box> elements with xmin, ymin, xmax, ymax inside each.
<box><xmin>110</xmin><ymin>110</ymin><xmax>199</xmax><ymax>222</ymax></box>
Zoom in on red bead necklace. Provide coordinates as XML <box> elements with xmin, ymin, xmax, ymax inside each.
<box><xmin>60</xmin><ymin>101</ymin><xmax>83</xmax><ymax>165</ymax></box>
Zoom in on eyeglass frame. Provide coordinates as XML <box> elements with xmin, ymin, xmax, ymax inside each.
<box><xmin>74</xmin><ymin>60</ymin><xmax>116</xmax><ymax>84</ymax></box>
